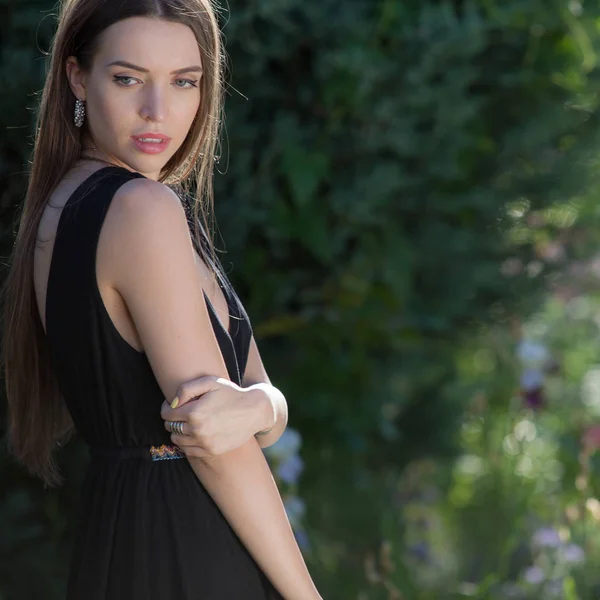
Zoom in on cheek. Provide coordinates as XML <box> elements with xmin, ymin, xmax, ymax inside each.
<box><xmin>174</xmin><ymin>93</ymin><xmax>201</xmax><ymax>133</ymax></box>
<box><xmin>100</xmin><ymin>94</ymin><xmax>132</xmax><ymax>132</ymax></box>
<box><xmin>88</xmin><ymin>86</ymin><xmax>130</xmax><ymax>138</ymax></box>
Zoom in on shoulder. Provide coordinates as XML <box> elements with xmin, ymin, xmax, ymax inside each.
<box><xmin>112</xmin><ymin>177</ymin><xmax>183</xmax><ymax>221</ymax></box>
<box><xmin>106</xmin><ymin>177</ymin><xmax>191</xmax><ymax>243</ymax></box>
<box><xmin>102</xmin><ymin>177</ymin><xmax>195</xmax><ymax>286</ymax></box>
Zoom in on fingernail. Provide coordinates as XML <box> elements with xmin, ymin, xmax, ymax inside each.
<box><xmin>171</xmin><ymin>397</ymin><xmax>179</xmax><ymax>409</ymax></box>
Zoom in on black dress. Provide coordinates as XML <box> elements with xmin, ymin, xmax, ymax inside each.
<box><xmin>44</xmin><ymin>166</ymin><xmax>282</xmax><ymax>599</ymax></box>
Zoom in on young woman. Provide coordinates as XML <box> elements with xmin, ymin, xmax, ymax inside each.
<box><xmin>1</xmin><ymin>0</ymin><xmax>322</xmax><ymax>598</ymax></box>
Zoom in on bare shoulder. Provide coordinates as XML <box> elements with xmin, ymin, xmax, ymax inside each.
<box><xmin>101</xmin><ymin>177</ymin><xmax>195</xmax><ymax>290</ymax></box>
<box><xmin>105</xmin><ymin>178</ymin><xmax>191</xmax><ymax>249</ymax></box>
<box><xmin>112</xmin><ymin>177</ymin><xmax>184</xmax><ymax>224</ymax></box>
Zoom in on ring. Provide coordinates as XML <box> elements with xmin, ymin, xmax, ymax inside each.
<box><xmin>169</xmin><ymin>421</ymin><xmax>186</xmax><ymax>436</ymax></box>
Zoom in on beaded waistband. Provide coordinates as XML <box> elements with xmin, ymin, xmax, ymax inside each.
<box><xmin>89</xmin><ymin>444</ymin><xmax>186</xmax><ymax>462</ymax></box>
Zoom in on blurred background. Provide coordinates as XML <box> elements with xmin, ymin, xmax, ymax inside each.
<box><xmin>4</xmin><ymin>0</ymin><xmax>600</xmax><ymax>598</ymax></box>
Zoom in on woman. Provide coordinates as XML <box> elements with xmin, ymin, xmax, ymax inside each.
<box><xmin>1</xmin><ymin>0</ymin><xmax>322</xmax><ymax>598</ymax></box>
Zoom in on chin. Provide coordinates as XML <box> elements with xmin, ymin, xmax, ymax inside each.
<box><xmin>121</xmin><ymin>155</ymin><xmax>168</xmax><ymax>176</ymax></box>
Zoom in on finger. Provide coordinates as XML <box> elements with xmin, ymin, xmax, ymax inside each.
<box><xmin>161</xmin><ymin>400</ymin><xmax>189</xmax><ymax>422</ymax></box>
<box><xmin>163</xmin><ymin>419</ymin><xmax>189</xmax><ymax>436</ymax></box>
<box><xmin>170</xmin><ymin>434</ymin><xmax>213</xmax><ymax>458</ymax></box>
<box><xmin>161</xmin><ymin>397</ymin><xmax>205</xmax><ymax>423</ymax></box>
<box><xmin>169</xmin><ymin>433</ymin><xmax>193</xmax><ymax>447</ymax></box>
<box><xmin>171</xmin><ymin>375</ymin><xmax>220</xmax><ymax>409</ymax></box>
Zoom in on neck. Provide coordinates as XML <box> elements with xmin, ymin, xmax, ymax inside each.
<box><xmin>79</xmin><ymin>134</ymin><xmax>121</xmax><ymax>169</ymax></box>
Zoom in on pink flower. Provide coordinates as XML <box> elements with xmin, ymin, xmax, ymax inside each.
<box><xmin>582</xmin><ymin>425</ymin><xmax>600</xmax><ymax>452</ymax></box>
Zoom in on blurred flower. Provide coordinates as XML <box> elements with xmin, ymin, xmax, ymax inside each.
<box><xmin>526</xmin><ymin>260</ymin><xmax>543</xmax><ymax>278</ymax></box>
<box><xmin>538</xmin><ymin>241</ymin><xmax>566</xmax><ymax>263</ymax></box>
<box><xmin>568</xmin><ymin>262</ymin><xmax>586</xmax><ymax>279</ymax></box>
<box><xmin>276</xmin><ymin>454</ymin><xmax>304</xmax><ymax>485</ymax></box>
<box><xmin>407</xmin><ymin>542</ymin><xmax>429</xmax><ymax>562</ymax></box>
<box><xmin>521</xmin><ymin>386</ymin><xmax>545</xmax><ymax>410</ymax></box>
<box><xmin>527</xmin><ymin>213</ymin><xmax>545</xmax><ymax>228</ymax></box>
<box><xmin>586</xmin><ymin>497</ymin><xmax>600</xmax><ymax>521</ymax></box>
<box><xmin>532</xmin><ymin>527</ymin><xmax>561</xmax><ymax>548</ymax></box>
<box><xmin>517</xmin><ymin>340</ymin><xmax>549</xmax><ymax>366</ymax></box>
<box><xmin>569</xmin><ymin>0</ymin><xmax>583</xmax><ymax>17</ymax></box>
<box><xmin>589</xmin><ymin>256</ymin><xmax>600</xmax><ymax>279</ymax></box>
<box><xmin>283</xmin><ymin>495</ymin><xmax>306</xmax><ymax>529</ymax></box>
<box><xmin>544</xmin><ymin>578</ymin><xmax>565</xmax><ymax>599</ymax></box>
<box><xmin>558</xmin><ymin>543</ymin><xmax>585</xmax><ymax>565</ymax></box>
<box><xmin>520</xmin><ymin>369</ymin><xmax>544</xmax><ymax>391</ymax></box>
<box><xmin>523</xmin><ymin>565</ymin><xmax>545</xmax><ymax>585</ymax></box>
<box><xmin>501</xmin><ymin>258</ymin><xmax>523</xmax><ymax>277</ymax></box>
<box><xmin>263</xmin><ymin>428</ymin><xmax>302</xmax><ymax>462</ymax></box>
<box><xmin>294</xmin><ymin>528</ymin><xmax>311</xmax><ymax>551</ymax></box>
<box><xmin>456</xmin><ymin>583</ymin><xmax>478</xmax><ymax>596</ymax></box>
<box><xmin>498</xmin><ymin>582</ymin><xmax>522</xmax><ymax>598</ymax></box>
<box><xmin>582</xmin><ymin>425</ymin><xmax>600</xmax><ymax>454</ymax></box>
<box><xmin>565</xmin><ymin>503</ymin><xmax>581</xmax><ymax>523</ymax></box>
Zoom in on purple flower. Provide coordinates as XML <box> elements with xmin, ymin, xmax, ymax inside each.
<box><xmin>521</xmin><ymin>369</ymin><xmax>544</xmax><ymax>391</ymax></box>
<box><xmin>295</xmin><ymin>529</ymin><xmax>311</xmax><ymax>551</ymax></box>
<box><xmin>264</xmin><ymin>428</ymin><xmax>302</xmax><ymax>462</ymax></box>
<box><xmin>276</xmin><ymin>454</ymin><xmax>304</xmax><ymax>485</ymax></box>
<box><xmin>524</xmin><ymin>565</ymin><xmax>545</xmax><ymax>585</ymax></box>
<box><xmin>532</xmin><ymin>527</ymin><xmax>561</xmax><ymax>548</ymax></box>
<box><xmin>522</xmin><ymin>386</ymin><xmax>545</xmax><ymax>410</ymax></box>
<box><xmin>558</xmin><ymin>543</ymin><xmax>585</xmax><ymax>564</ymax></box>
<box><xmin>517</xmin><ymin>340</ymin><xmax>549</xmax><ymax>365</ymax></box>
<box><xmin>283</xmin><ymin>495</ymin><xmax>306</xmax><ymax>529</ymax></box>
<box><xmin>407</xmin><ymin>542</ymin><xmax>429</xmax><ymax>562</ymax></box>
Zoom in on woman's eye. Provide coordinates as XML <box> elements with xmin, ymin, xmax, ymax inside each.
<box><xmin>113</xmin><ymin>76</ymin><xmax>139</xmax><ymax>86</ymax></box>
<box><xmin>174</xmin><ymin>79</ymin><xmax>199</xmax><ymax>89</ymax></box>
<box><xmin>113</xmin><ymin>76</ymin><xmax>198</xmax><ymax>88</ymax></box>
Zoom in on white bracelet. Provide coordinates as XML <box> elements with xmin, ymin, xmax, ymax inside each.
<box><xmin>255</xmin><ymin>426</ymin><xmax>274</xmax><ymax>437</ymax></box>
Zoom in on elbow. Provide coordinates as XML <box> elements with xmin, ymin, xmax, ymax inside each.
<box><xmin>257</xmin><ymin>412</ymin><xmax>288</xmax><ymax>449</ymax></box>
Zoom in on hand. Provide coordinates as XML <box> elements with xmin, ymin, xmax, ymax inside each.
<box><xmin>160</xmin><ymin>376</ymin><xmax>265</xmax><ymax>458</ymax></box>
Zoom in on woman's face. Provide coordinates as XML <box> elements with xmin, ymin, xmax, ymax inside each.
<box><xmin>67</xmin><ymin>17</ymin><xmax>203</xmax><ymax>180</ymax></box>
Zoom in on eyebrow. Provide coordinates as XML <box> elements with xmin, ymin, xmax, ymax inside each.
<box><xmin>106</xmin><ymin>60</ymin><xmax>203</xmax><ymax>75</ymax></box>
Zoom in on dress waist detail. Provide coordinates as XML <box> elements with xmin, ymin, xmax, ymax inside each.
<box><xmin>89</xmin><ymin>444</ymin><xmax>186</xmax><ymax>462</ymax></box>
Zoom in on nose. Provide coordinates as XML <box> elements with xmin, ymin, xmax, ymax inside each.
<box><xmin>140</xmin><ymin>84</ymin><xmax>167</xmax><ymax>122</ymax></box>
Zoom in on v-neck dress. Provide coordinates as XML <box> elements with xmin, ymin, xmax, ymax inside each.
<box><xmin>44</xmin><ymin>166</ymin><xmax>281</xmax><ymax>599</ymax></box>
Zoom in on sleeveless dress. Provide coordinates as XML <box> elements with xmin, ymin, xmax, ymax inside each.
<box><xmin>44</xmin><ymin>165</ymin><xmax>282</xmax><ymax>600</ymax></box>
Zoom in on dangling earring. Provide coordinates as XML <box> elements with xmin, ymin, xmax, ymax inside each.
<box><xmin>74</xmin><ymin>98</ymin><xmax>86</xmax><ymax>128</ymax></box>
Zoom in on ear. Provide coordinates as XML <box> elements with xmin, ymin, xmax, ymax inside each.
<box><xmin>65</xmin><ymin>56</ymin><xmax>87</xmax><ymax>101</ymax></box>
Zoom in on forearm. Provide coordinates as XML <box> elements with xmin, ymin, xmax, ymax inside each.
<box><xmin>188</xmin><ymin>440</ymin><xmax>321</xmax><ymax>600</ymax></box>
<box><xmin>246</xmin><ymin>384</ymin><xmax>288</xmax><ymax>448</ymax></box>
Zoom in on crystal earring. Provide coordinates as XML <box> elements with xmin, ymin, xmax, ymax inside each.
<box><xmin>74</xmin><ymin>98</ymin><xmax>86</xmax><ymax>128</ymax></box>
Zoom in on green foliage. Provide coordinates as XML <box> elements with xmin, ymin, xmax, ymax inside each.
<box><xmin>213</xmin><ymin>1</ymin><xmax>600</xmax><ymax>592</ymax></box>
<box><xmin>216</xmin><ymin>0</ymin><xmax>600</xmax><ymax>464</ymax></box>
<box><xmin>371</xmin><ymin>277</ymin><xmax>600</xmax><ymax>599</ymax></box>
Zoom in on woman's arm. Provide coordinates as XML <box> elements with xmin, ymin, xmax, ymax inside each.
<box><xmin>243</xmin><ymin>337</ymin><xmax>289</xmax><ymax>448</ymax></box>
<box><xmin>189</xmin><ymin>441</ymin><xmax>319</xmax><ymax>600</ymax></box>
<box><xmin>160</xmin><ymin>348</ymin><xmax>288</xmax><ymax>453</ymax></box>
<box><xmin>105</xmin><ymin>178</ymin><xmax>321</xmax><ymax>600</ymax></box>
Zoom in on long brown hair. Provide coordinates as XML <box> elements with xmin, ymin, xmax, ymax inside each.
<box><xmin>1</xmin><ymin>0</ymin><xmax>225</xmax><ymax>487</ymax></box>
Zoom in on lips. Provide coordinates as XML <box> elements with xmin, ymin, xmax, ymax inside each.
<box><xmin>131</xmin><ymin>133</ymin><xmax>171</xmax><ymax>155</ymax></box>
<box><xmin>133</xmin><ymin>133</ymin><xmax>171</xmax><ymax>142</ymax></box>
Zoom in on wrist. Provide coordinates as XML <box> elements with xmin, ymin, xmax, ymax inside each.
<box><xmin>247</xmin><ymin>384</ymin><xmax>276</xmax><ymax>436</ymax></box>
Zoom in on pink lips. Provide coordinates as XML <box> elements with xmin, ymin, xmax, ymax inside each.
<box><xmin>131</xmin><ymin>133</ymin><xmax>171</xmax><ymax>155</ymax></box>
